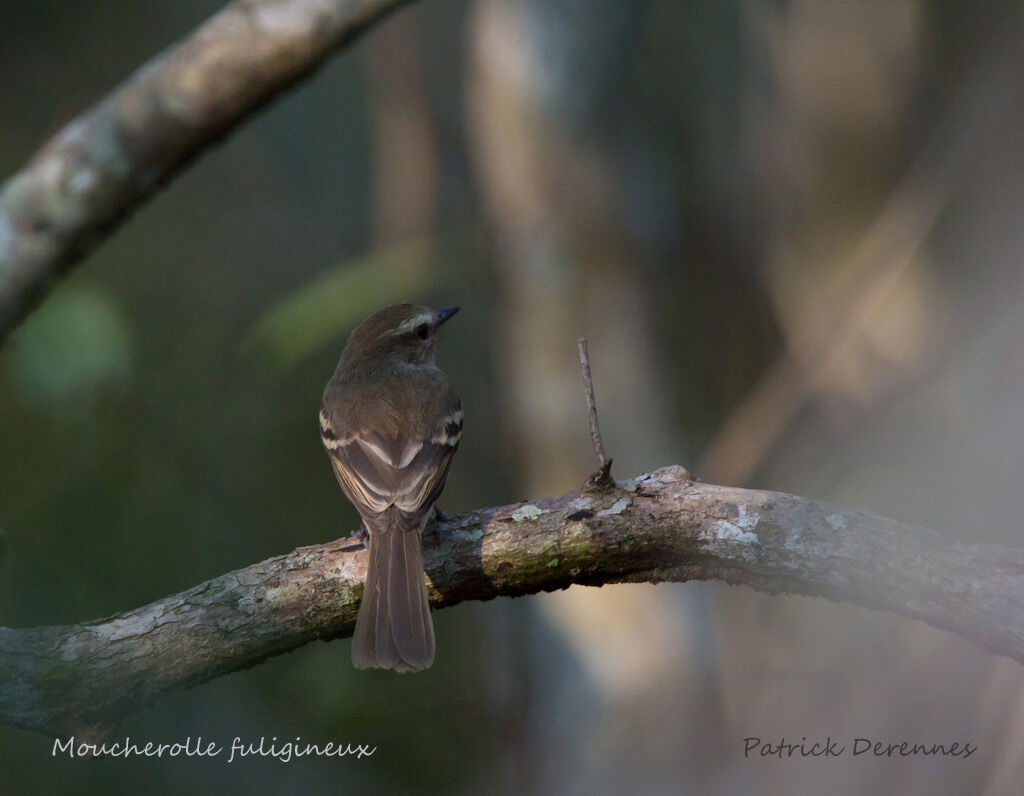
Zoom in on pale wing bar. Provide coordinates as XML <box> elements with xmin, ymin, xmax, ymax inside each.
<box><xmin>321</xmin><ymin>402</ymin><xmax>462</xmax><ymax>520</ymax></box>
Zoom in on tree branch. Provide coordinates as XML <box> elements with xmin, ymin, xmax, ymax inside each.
<box><xmin>0</xmin><ymin>0</ymin><xmax>414</xmax><ymax>342</ymax></box>
<box><xmin>3</xmin><ymin>464</ymin><xmax>1024</xmax><ymax>739</ymax></box>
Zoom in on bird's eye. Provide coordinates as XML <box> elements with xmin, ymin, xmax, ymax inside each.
<box><xmin>415</xmin><ymin>323</ymin><xmax>430</xmax><ymax>340</ymax></box>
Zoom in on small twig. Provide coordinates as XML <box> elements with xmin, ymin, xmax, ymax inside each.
<box><xmin>577</xmin><ymin>338</ymin><xmax>609</xmax><ymax>466</ymax></box>
<box><xmin>577</xmin><ymin>337</ymin><xmax>614</xmax><ymax>489</ymax></box>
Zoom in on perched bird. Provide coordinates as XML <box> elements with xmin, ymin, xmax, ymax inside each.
<box><xmin>320</xmin><ymin>304</ymin><xmax>462</xmax><ymax>672</ymax></box>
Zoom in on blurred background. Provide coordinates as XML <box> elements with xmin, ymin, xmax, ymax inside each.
<box><xmin>2</xmin><ymin>0</ymin><xmax>1024</xmax><ymax>792</ymax></box>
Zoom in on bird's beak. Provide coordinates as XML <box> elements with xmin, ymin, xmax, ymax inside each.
<box><xmin>434</xmin><ymin>306</ymin><xmax>460</xmax><ymax>328</ymax></box>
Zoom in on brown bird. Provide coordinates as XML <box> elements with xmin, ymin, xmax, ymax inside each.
<box><xmin>320</xmin><ymin>304</ymin><xmax>462</xmax><ymax>671</ymax></box>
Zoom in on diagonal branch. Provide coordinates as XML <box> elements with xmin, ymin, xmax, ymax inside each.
<box><xmin>0</xmin><ymin>0</ymin><xmax>414</xmax><ymax>342</ymax></box>
<box><xmin>3</xmin><ymin>464</ymin><xmax>1024</xmax><ymax>740</ymax></box>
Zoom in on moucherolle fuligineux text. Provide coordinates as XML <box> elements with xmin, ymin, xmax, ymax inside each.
<box><xmin>319</xmin><ymin>304</ymin><xmax>462</xmax><ymax>672</ymax></box>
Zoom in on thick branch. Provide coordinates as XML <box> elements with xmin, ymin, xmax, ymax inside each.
<box><xmin>3</xmin><ymin>464</ymin><xmax>1024</xmax><ymax>739</ymax></box>
<box><xmin>0</xmin><ymin>0</ymin><xmax>413</xmax><ymax>342</ymax></box>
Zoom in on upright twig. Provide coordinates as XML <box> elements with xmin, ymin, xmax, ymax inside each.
<box><xmin>577</xmin><ymin>337</ymin><xmax>614</xmax><ymax>488</ymax></box>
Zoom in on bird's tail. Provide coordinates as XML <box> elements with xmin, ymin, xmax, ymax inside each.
<box><xmin>352</xmin><ymin>509</ymin><xmax>435</xmax><ymax>672</ymax></box>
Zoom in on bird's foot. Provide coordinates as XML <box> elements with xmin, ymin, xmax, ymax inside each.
<box><xmin>351</xmin><ymin>524</ymin><xmax>370</xmax><ymax>550</ymax></box>
<box><xmin>423</xmin><ymin>506</ymin><xmax>449</xmax><ymax>543</ymax></box>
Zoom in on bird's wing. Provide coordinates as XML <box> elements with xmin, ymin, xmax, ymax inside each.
<box><xmin>321</xmin><ymin>400</ymin><xmax>462</xmax><ymax>522</ymax></box>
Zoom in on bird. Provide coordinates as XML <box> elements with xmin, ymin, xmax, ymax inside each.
<box><xmin>319</xmin><ymin>303</ymin><xmax>462</xmax><ymax>672</ymax></box>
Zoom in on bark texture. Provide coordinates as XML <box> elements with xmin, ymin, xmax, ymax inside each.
<box><xmin>3</xmin><ymin>465</ymin><xmax>1024</xmax><ymax>739</ymax></box>
<box><xmin>0</xmin><ymin>0</ymin><xmax>412</xmax><ymax>341</ymax></box>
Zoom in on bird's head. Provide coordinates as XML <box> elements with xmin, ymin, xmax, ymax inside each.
<box><xmin>342</xmin><ymin>303</ymin><xmax>459</xmax><ymax>368</ymax></box>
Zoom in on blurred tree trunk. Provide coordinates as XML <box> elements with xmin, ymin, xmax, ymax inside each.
<box><xmin>465</xmin><ymin>1</ymin><xmax>717</xmax><ymax>790</ymax></box>
<box><xmin>368</xmin><ymin>10</ymin><xmax>439</xmax><ymax>246</ymax></box>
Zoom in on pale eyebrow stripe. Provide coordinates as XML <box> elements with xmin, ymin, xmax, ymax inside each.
<box><xmin>387</xmin><ymin>313</ymin><xmax>435</xmax><ymax>336</ymax></box>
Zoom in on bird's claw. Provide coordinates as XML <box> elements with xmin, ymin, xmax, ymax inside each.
<box><xmin>351</xmin><ymin>524</ymin><xmax>370</xmax><ymax>550</ymax></box>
